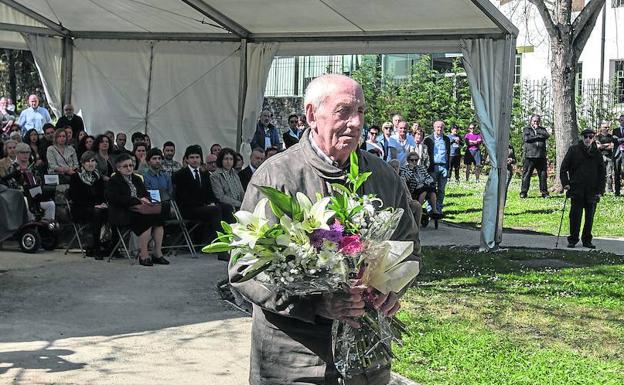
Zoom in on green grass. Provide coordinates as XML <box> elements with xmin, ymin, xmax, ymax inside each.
<box><xmin>442</xmin><ymin>177</ymin><xmax>624</xmax><ymax>238</ymax></box>
<box><xmin>394</xmin><ymin>246</ymin><xmax>624</xmax><ymax>385</ymax></box>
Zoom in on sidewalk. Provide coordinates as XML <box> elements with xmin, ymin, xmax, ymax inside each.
<box><xmin>420</xmin><ymin>222</ymin><xmax>624</xmax><ymax>256</ymax></box>
<box><xmin>0</xmin><ymin>251</ymin><xmax>251</xmax><ymax>385</ymax></box>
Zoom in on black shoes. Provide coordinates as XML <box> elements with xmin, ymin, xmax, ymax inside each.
<box><xmin>542</xmin><ymin>193</ymin><xmax>550</xmax><ymax>198</ymax></box>
<box><xmin>217</xmin><ymin>252</ymin><xmax>230</xmax><ymax>262</ymax></box>
<box><xmin>582</xmin><ymin>242</ymin><xmax>596</xmax><ymax>249</ymax></box>
<box><xmin>152</xmin><ymin>256</ymin><xmax>170</xmax><ymax>265</ymax></box>
<box><xmin>138</xmin><ymin>257</ymin><xmax>153</xmax><ymax>266</ymax></box>
<box><xmin>567</xmin><ymin>242</ymin><xmax>576</xmax><ymax>248</ymax></box>
<box><xmin>519</xmin><ymin>193</ymin><xmax>527</xmax><ymax>198</ymax></box>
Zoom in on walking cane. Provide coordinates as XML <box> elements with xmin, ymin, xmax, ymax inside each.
<box><xmin>555</xmin><ymin>195</ymin><xmax>569</xmax><ymax>248</ymax></box>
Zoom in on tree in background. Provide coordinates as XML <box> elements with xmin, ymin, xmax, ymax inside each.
<box><xmin>525</xmin><ymin>0</ymin><xmax>605</xmax><ymax>190</ymax></box>
<box><xmin>0</xmin><ymin>49</ymin><xmax>45</xmax><ymax>111</ymax></box>
<box><xmin>352</xmin><ymin>55</ymin><xmax>476</xmax><ymax>131</ymax></box>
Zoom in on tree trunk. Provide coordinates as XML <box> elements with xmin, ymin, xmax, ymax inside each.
<box><xmin>550</xmin><ymin>37</ymin><xmax>578</xmax><ymax>192</ymax></box>
<box><xmin>5</xmin><ymin>49</ymin><xmax>16</xmax><ymax>102</ymax></box>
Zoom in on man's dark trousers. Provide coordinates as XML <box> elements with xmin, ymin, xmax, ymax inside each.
<box><xmin>567</xmin><ymin>193</ymin><xmax>597</xmax><ymax>245</ymax></box>
<box><xmin>614</xmin><ymin>155</ymin><xmax>623</xmax><ymax>196</ymax></box>
<box><xmin>521</xmin><ymin>157</ymin><xmax>548</xmax><ymax>195</ymax></box>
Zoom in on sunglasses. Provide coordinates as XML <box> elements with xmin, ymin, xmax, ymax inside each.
<box><xmin>583</xmin><ymin>134</ymin><xmax>594</xmax><ymax>139</ymax></box>
<box><xmin>407</xmin><ymin>158</ymin><xmax>418</xmax><ymax>162</ymax></box>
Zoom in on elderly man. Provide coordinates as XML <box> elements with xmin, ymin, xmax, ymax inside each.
<box><xmin>55</xmin><ymin>104</ymin><xmax>85</xmax><ymax>138</ymax></box>
<box><xmin>238</xmin><ymin>147</ymin><xmax>265</xmax><ymax>191</ymax></box>
<box><xmin>250</xmin><ymin>110</ymin><xmax>281</xmax><ymax>150</ymax></box>
<box><xmin>392</xmin><ymin>120</ymin><xmax>416</xmax><ymax>165</ymax></box>
<box><xmin>17</xmin><ymin>95</ymin><xmax>51</xmax><ymax>135</ymax></box>
<box><xmin>520</xmin><ymin>114</ymin><xmax>550</xmax><ymax>198</ymax></box>
<box><xmin>561</xmin><ymin>129</ymin><xmax>605</xmax><ymax>249</ymax></box>
<box><xmin>230</xmin><ymin>74</ymin><xmax>419</xmax><ymax>385</ymax></box>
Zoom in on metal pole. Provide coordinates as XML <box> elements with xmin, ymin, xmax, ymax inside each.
<box><xmin>555</xmin><ymin>196</ymin><xmax>568</xmax><ymax>248</ymax></box>
<box><xmin>236</xmin><ymin>39</ymin><xmax>248</xmax><ymax>151</ymax></box>
<box><xmin>61</xmin><ymin>36</ymin><xmax>73</xmax><ymax>105</ymax></box>
<box><xmin>144</xmin><ymin>42</ymin><xmax>155</xmax><ymax>134</ymax></box>
<box><xmin>599</xmin><ymin>4</ymin><xmax>606</xmax><ymax>114</ymax></box>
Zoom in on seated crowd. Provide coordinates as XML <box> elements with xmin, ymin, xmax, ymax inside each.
<box><xmin>1</xmin><ymin>95</ymin><xmax>473</xmax><ymax>265</ymax></box>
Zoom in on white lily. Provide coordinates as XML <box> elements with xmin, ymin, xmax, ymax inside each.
<box><xmin>230</xmin><ymin>198</ymin><xmax>270</xmax><ymax>249</ymax></box>
<box><xmin>361</xmin><ymin>240</ymin><xmax>420</xmax><ymax>294</ymax></box>
<box><xmin>296</xmin><ymin>193</ymin><xmax>333</xmax><ymax>232</ymax></box>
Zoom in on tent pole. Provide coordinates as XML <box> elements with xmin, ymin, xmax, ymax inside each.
<box><xmin>495</xmin><ymin>34</ymin><xmax>516</xmax><ymax>246</ymax></box>
<box><xmin>61</xmin><ymin>36</ymin><xmax>73</xmax><ymax>105</ymax></box>
<box><xmin>144</xmin><ymin>42</ymin><xmax>155</xmax><ymax>135</ymax></box>
<box><xmin>236</xmin><ymin>39</ymin><xmax>247</xmax><ymax>151</ymax></box>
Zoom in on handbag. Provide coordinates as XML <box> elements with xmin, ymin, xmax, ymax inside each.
<box><xmin>129</xmin><ymin>202</ymin><xmax>162</xmax><ymax>215</ymax></box>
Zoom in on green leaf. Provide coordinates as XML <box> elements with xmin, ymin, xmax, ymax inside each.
<box><xmin>202</xmin><ymin>242</ymin><xmax>233</xmax><ymax>254</ymax></box>
<box><xmin>348</xmin><ymin>205</ymin><xmax>364</xmax><ymax>218</ymax></box>
<box><xmin>257</xmin><ymin>186</ymin><xmax>293</xmax><ymax>217</ymax></box>
<box><xmin>354</xmin><ymin>172</ymin><xmax>372</xmax><ymax>192</ymax></box>
<box><xmin>330</xmin><ymin>183</ymin><xmax>351</xmax><ymax>196</ymax></box>
<box><xmin>269</xmin><ymin>201</ymin><xmax>284</xmax><ymax>218</ymax></box>
<box><xmin>220</xmin><ymin>221</ymin><xmax>232</xmax><ymax>234</ymax></box>
<box><xmin>232</xmin><ymin>258</ymin><xmax>272</xmax><ymax>283</ymax></box>
<box><xmin>349</xmin><ymin>151</ymin><xmax>359</xmax><ymax>182</ymax></box>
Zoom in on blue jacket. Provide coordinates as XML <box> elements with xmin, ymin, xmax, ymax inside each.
<box><xmin>250</xmin><ymin>122</ymin><xmax>281</xmax><ymax>150</ymax></box>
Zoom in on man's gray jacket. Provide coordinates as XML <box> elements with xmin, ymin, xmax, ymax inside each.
<box><xmin>229</xmin><ymin>130</ymin><xmax>420</xmax><ymax>385</ymax></box>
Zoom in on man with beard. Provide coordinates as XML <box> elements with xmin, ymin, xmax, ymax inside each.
<box><xmin>561</xmin><ymin>129</ymin><xmax>606</xmax><ymax>249</ymax></box>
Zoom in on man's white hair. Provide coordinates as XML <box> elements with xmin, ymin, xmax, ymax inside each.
<box><xmin>304</xmin><ymin>74</ymin><xmax>358</xmax><ymax>110</ymax></box>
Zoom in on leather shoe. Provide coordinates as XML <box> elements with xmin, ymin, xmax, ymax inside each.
<box><xmin>152</xmin><ymin>256</ymin><xmax>170</xmax><ymax>265</ymax></box>
<box><xmin>519</xmin><ymin>193</ymin><xmax>527</xmax><ymax>198</ymax></box>
<box><xmin>582</xmin><ymin>242</ymin><xmax>596</xmax><ymax>249</ymax></box>
<box><xmin>542</xmin><ymin>193</ymin><xmax>550</xmax><ymax>198</ymax></box>
<box><xmin>566</xmin><ymin>242</ymin><xmax>576</xmax><ymax>248</ymax></box>
<box><xmin>217</xmin><ymin>252</ymin><xmax>230</xmax><ymax>262</ymax></box>
<box><xmin>139</xmin><ymin>257</ymin><xmax>153</xmax><ymax>266</ymax></box>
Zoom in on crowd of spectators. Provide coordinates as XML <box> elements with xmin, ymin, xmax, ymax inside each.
<box><xmin>3</xmin><ymin>91</ymin><xmax>622</xmax><ymax>264</ymax></box>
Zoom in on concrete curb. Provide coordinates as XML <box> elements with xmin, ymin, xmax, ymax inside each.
<box><xmin>390</xmin><ymin>372</ymin><xmax>420</xmax><ymax>385</ymax></box>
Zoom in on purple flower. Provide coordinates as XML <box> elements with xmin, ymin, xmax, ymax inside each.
<box><xmin>310</xmin><ymin>228</ymin><xmax>344</xmax><ymax>249</ymax></box>
<box><xmin>330</xmin><ymin>220</ymin><xmax>345</xmax><ymax>234</ymax></box>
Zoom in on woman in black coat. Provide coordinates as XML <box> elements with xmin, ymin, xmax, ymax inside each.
<box><xmin>68</xmin><ymin>151</ymin><xmax>108</xmax><ymax>259</ymax></box>
<box><xmin>105</xmin><ymin>153</ymin><xmax>167</xmax><ymax>266</ymax></box>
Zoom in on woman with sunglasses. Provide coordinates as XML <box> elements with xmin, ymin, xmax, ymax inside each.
<box><xmin>106</xmin><ymin>153</ymin><xmax>168</xmax><ymax>266</ymax></box>
<box><xmin>402</xmin><ymin>151</ymin><xmax>442</xmax><ymax>219</ymax></box>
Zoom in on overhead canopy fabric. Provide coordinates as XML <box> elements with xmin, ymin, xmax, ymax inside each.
<box><xmin>0</xmin><ymin>0</ymin><xmax>517</xmax><ymax>250</ymax></box>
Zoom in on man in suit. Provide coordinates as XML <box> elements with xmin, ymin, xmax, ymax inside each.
<box><xmin>520</xmin><ymin>114</ymin><xmax>550</xmax><ymax>198</ymax></box>
<box><xmin>172</xmin><ymin>145</ymin><xmax>223</xmax><ymax>243</ymax></box>
<box><xmin>238</xmin><ymin>147</ymin><xmax>265</xmax><ymax>191</ymax></box>
<box><xmin>613</xmin><ymin>114</ymin><xmax>624</xmax><ymax>196</ymax></box>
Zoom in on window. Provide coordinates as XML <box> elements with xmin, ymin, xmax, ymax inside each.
<box><xmin>575</xmin><ymin>62</ymin><xmax>583</xmax><ymax>98</ymax></box>
<box><xmin>514</xmin><ymin>54</ymin><xmax>522</xmax><ymax>85</ymax></box>
<box><xmin>612</xmin><ymin>0</ymin><xmax>624</xmax><ymax>8</ymax></box>
<box><xmin>615</xmin><ymin>60</ymin><xmax>624</xmax><ymax>103</ymax></box>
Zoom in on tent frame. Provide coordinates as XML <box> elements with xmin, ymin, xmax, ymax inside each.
<box><xmin>0</xmin><ymin>0</ymin><xmax>518</xmax><ymax>250</ymax></box>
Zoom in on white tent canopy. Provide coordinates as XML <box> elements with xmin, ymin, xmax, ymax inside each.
<box><xmin>0</xmin><ymin>0</ymin><xmax>517</xmax><ymax>250</ymax></box>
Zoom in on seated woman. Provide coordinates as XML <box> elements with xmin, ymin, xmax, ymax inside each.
<box><xmin>23</xmin><ymin>129</ymin><xmax>45</xmax><ymax>172</ymax></box>
<box><xmin>106</xmin><ymin>153</ymin><xmax>168</xmax><ymax>267</ymax></box>
<box><xmin>47</xmin><ymin>128</ymin><xmax>78</xmax><ymax>181</ymax></box>
<box><xmin>210</xmin><ymin>147</ymin><xmax>244</xmax><ymax>211</ymax></box>
<box><xmin>132</xmin><ymin>141</ymin><xmax>149</xmax><ymax>174</ymax></box>
<box><xmin>401</xmin><ymin>151</ymin><xmax>442</xmax><ymax>218</ymax></box>
<box><xmin>76</xmin><ymin>134</ymin><xmax>95</xmax><ymax>160</ymax></box>
<box><xmin>389</xmin><ymin>159</ymin><xmax>422</xmax><ymax>227</ymax></box>
<box><xmin>93</xmin><ymin>134</ymin><xmax>114</xmax><ymax>181</ymax></box>
<box><xmin>68</xmin><ymin>151</ymin><xmax>108</xmax><ymax>259</ymax></box>
<box><xmin>1</xmin><ymin>143</ymin><xmax>55</xmax><ymax>221</ymax></box>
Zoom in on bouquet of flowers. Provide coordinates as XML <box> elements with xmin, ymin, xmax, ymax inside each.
<box><xmin>203</xmin><ymin>152</ymin><xmax>420</xmax><ymax>378</ymax></box>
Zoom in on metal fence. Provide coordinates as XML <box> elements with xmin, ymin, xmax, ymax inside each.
<box><xmin>515</xmin><ymin>78</ymin><xmax>624</xmax><ymax>130</ymax></box>
<box><xmin>265</xmin><ymin>55</ymin><xmax>358</xmax><ymax>97</ymax></box>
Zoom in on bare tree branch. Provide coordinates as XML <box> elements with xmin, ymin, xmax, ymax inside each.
<box><xmin>572</xmin><ymin>0</ymin><xmax>605</xmax><ymax>43</ymax></box>
<box><xmin>527</xmin><ymin>0</ymin><xmax>559</xmax><ymax>40</ymax></box>
<box><xmin>572</xmin><ymin>3</ymin><xmax>604</xmax><ymax>58</ymax></box>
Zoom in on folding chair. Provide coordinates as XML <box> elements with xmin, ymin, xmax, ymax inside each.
<box><xmin>64</xmin><ymin>197</ymin><xmax>89</xmax><ymax>257</ymax></box>
<box><xmin>106</xmin><ymin>204</ymin><xmax>134</xmax><ymax>263</ymax></box>
<box><xmin>158</xmin><ymin>186</ymin><xmax>202</xmax><ymax>257</ymax></box>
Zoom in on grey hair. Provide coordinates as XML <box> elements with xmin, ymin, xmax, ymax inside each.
<box><xmin>304</xmin><ymin>74</ymin><xmax>357</xmax><ymax>111</ymax></box>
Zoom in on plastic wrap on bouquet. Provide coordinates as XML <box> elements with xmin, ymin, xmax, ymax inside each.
<box><xmin>332</xmin><ymin>310</ymin><xmax>406</xmax><ymax>378</ymax></box>
<box><xmin>358</xmin><ymin>207</ymin><xmax>404</xmax><ymax>242</ymax></box>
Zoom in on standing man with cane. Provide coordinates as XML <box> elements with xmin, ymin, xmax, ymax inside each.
<box><xmin>560</xmin><ymin>128</ymin><xmax>606</xmax><ymax>249</ymax></box>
